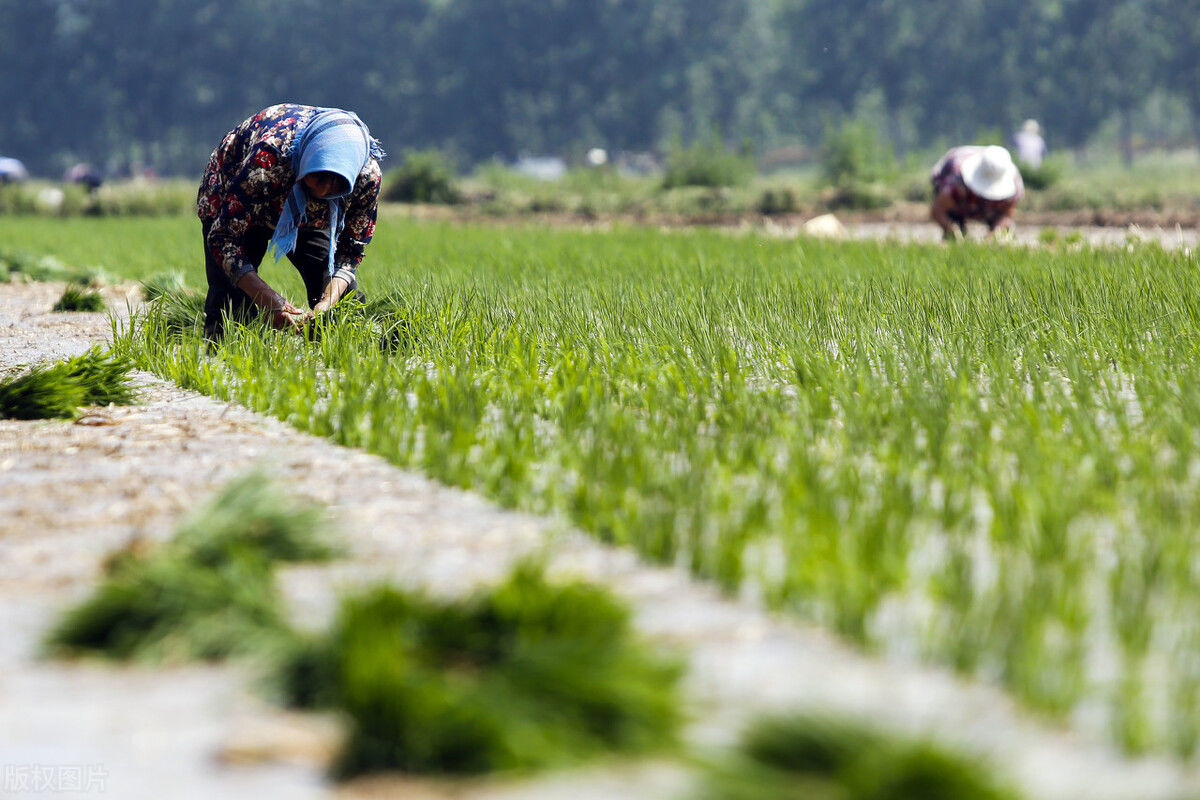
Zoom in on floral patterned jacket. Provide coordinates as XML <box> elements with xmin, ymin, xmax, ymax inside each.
<box><xmin>930</xmin><ymin>146</ymin><xmax>1023</xmax><ymax>228</ymax></box>
<box><xmin>197</xmin><ymin>103</ymin><xmax>382</xmax><ymax>285</ymax></box>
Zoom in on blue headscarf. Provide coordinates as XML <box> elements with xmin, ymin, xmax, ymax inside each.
<box><xmin>268</xmin><ymin>108</ymin><xmax>386</xmax><ymax>276</ymax></box>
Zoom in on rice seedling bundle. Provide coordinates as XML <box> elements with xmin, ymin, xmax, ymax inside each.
<box><xmin>273</xmin><ymin>562</ymin><xmax>682</xmax><ymax>776</ymax></box>
<box><xmin>45</xmin><ymin>473</ymin><xmax>332</xmax><ymax>661</ymax></box>
<box><xmin>697</xmin><ymin>714</ymin><xmax>1019</xmax><ymax>800</ymax></box>
<box><xmin>52</xmin><ymin>285</ymin><xmax>105</xmax><ymax>312</ymax></box>
<box><xmin>0</xmin><ymin>347</ymin><xmax>135</xmax><ymax>418</ymax></box>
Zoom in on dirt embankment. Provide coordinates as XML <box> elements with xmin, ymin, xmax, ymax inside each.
<box><xmin>389</xmin><ymin>200</ymin><xmax>1200</xmax><ymax>246</ymax></box>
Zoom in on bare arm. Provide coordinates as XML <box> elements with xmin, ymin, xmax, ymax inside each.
<box><xmin>234</xmin><ymin>272</ymin><xmax>307</xmax><ymax>332</ymax></box>
<box><xmin>312</xmin><ymin>275</ymin><xmax>351</xmax><ymax>313</ymax></box>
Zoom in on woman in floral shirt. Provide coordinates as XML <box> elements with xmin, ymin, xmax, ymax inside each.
<box><xmin>929</xmin><ymin>145</ymin><xmax>1023</xmax><ymax>241</ymax></box>
<box><xmin>197</xmin><ymin>103</ymin><xmax>384</xmax><ymax>337</ymax></box>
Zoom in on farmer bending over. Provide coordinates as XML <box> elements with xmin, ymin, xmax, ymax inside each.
<box><xmin>197</xmin><ymin>104</ymin><xmax>385</xmax><ymax>338</ymax></box>
<box><xmin>929</xmin><ymin>145</ymin><xmax>1023</xmax><ymax>241</ymax></box>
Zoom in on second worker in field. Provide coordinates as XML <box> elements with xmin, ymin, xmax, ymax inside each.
<box><xmin>197</xmin><ymin>103</ymin><xmax>385</xmax><ymax>338</ymax></box>
<box><xmin>929</xmin><ymin>145</ymin><xmax>1023</xmax><ymax>242</ymax></box>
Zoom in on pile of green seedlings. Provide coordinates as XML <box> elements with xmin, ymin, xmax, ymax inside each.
<box><xmin>48</xmin><ymin>473</ymin><xmax>684</xmax><ymax>778</ymax></box>
<box><xmin>0</xmin><ymin>347</ymin><xmax>136</xmax><ymax>419</ymax></box>
<box><xmin>52</xmin><ymin>284</ymin><xmax>105</xmax><ymax>312</ymax></box>
<box><xmin>46</xmin><ymin>473</ymin><xmax>333</xmax><ymax>660</ymax></box>
<box><xmin>698</xmin><ymin>714</ymin><xmax>1018</xmax><ymax>800</ymax></box>
<box><xmin>108</xmin><ymin>220</ymin><xmax>1200</xmax><ymax>758</ymax></box>
<box><xmin>276</xmin><ymin>562</ymin><xmax>683</xmax><ymax>777</ymax></box>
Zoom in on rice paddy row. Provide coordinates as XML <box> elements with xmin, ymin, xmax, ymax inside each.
<box><xmin>8</xmin><ymin>215</ymin><xmax>1200</xmax><ymax>759</ymax></box>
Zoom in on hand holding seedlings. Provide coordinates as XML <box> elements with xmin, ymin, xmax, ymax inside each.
<box><xmin>312</xmin><ymin>275</ymin><xmax>351</xmax><ymax>315</ymax></box>
<box><xmin>235</xmin><ymin>272</ymin><xmax>307</xmax><ymax>333</ymax></box>
<box><xmin>270</xmin><ymin>302</ymin><xmax>310</xmax><ymax>333</ymax></box>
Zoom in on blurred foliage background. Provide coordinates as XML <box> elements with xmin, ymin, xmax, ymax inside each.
<box><xmin>2</xmin><ymin>0</ymin><xmax>1196</xmax><ymax>178</ymax></box>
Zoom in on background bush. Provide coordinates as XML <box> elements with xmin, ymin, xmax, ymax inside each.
<box><xmin>0</xmin><ymin>180</ymin><xmax>195</xmax><ymax>217</ymax></box>
<box><xmin>661</xmin><ymin>137</ymin><xmax>755</xmax><ymax>189</ymax></box>
<box><xmin>1018</xmin><ymin>155</ymin><xmax>1065</xmax><ymax>191</ymax></box>
<box><xmin>383</xmin><ymin>150</ymin><xmax>462</xmax><ymax>204</ymax></box>
<box><xmin>820</xmin><ymin>120</ymin><xmax>898</xmax><ymax>210</ymax></box>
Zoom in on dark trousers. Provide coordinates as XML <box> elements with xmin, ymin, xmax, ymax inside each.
<box><xmin>202</xmin><ymin>222</ymin><xmax>359</xmax><ymax>336</ymax></box>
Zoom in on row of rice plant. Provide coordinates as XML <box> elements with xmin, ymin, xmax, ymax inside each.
<box><xmin>34</xmin><ymin>216</ymin><xmax>1194</xmax><ymax>758</ymax></box>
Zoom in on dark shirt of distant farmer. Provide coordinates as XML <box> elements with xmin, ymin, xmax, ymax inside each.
<box><xmin>930</xmin><ymin>145</ymin><xmax>1024</xmax><ymax>240</ymax></box>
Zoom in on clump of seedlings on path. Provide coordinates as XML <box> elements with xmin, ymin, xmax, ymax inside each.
<box><xmin>52</xmin><ymin>284</ymin><xmax>105</xmax><ymax>312</ymax></box>
<box><xmin>45</xmin><ymin>473</ymin><xmax>332</xmax><ymax>661</ymax></box>
<box><xmin>697</xmin><ymin>713</ymin><xmax>1021</xmax><ymax>800</ymax></box>
<box><xmin>0</xmin><ymin>347</ymin><xmax>136</xmax><ymax>419</ymax></box>
<box><xmin>272</xmin><ymin>560</ymin><xmax>684</xmax><ymax>777</ymax></box>
<box><xmin>47</xmin><ymin>468</ymin><xmax>684</xmax><ymax>780</ymax></box>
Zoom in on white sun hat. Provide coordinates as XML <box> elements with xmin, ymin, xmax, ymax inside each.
<box><xmin>961</xmin><ymin>146</ymin><xmax>1020</xmax><ymax>201</ymax></box>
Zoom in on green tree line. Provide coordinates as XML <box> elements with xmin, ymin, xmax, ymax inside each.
<box><xmin>1</xmin><ymin>0</ymin><xmax>1195</xmax><ymax>176</ymax></box>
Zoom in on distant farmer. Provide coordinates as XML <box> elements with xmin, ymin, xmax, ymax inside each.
<box><xmin>197</xmin><ymin>103</ymin><xmax>385</xmax><ymax>339</ymax></box>
<box><xmin>929</xmin><ymin>145</ymin><xmax>1024</xmax><ymax>241</ymax></box>
<box><xmin>64</xmin><ymin>162</ymin><xmax>103</xmax><ymax>193</ymax></box>
<box><xmin>1013</xmin><ymin>119</ymin><xmax>1047</xmax><ymax>168</ymax></box>
<box><xmin>0</xmin><ymin>157</ymin><xmax>29</xmax><ymax>184</ymax></box>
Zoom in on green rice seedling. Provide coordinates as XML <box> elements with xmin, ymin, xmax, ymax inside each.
<box><xmin>0</xmin><ymin>348</ymin><xmax>134</xmax><ymax>418</ymax></box>
<box><xmin>0</xmin><ymin>362</ymin><xmax>87</xmax><ymax>419</ymax></box>
<box><xmin>60</xmin><ymin>347</ymin><xmax>137</xmax><ymax>407</ymax></box>
<box><xmin>68</xmin><ymin>267</ymin><xmax>111</xmax><ymax>288</ymax></box>
<box><xmin>52</xmin><ymin>285</ymin><xmax>105</xmax><ymax>312</ymax></box>
<box><xmin>4</xmin><ymin>251</ymin><xmax>73</xmax><ymax>281</ymax></box>
<box><xmin>45</xmin><ymin>473</ymin><xmax>335</xmax><ymax>661</ymax></box>
<box><xmin>696</xmin><ymin>714</ymin><xmax>1020</xmax><ymax>800</ymax></box>
<box><xmin>0</xmin><ymin>217</ymin><xmax>204</xmax><ymax>285</ymax></box>
<box><xmin>142</xmin><ymin>286</ymin><xmax>207</xmax><ymax>338</ymax></box>
<box><xmin>44</xmin><ymin>546</ymin><xmax>288</xmax><ymax>662</ymax></box>
<box><xmin>139</xmin><ymin>271</ymin><xmax>187</xmax><ymax>301</ymax></box>
<box><xmin>0</xmin><ymin>249</ymin><xmax>97</xmax><ymax>284</ymax></box>
<box><xmin>272</xmin><ymin>561</ymin><xmax>683</xmax><ymax>777</ymax></box>
<box><xmin>171</xmin><ymin>472</ymin><xmax>335</xmax><ymax>566</ymax></box>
